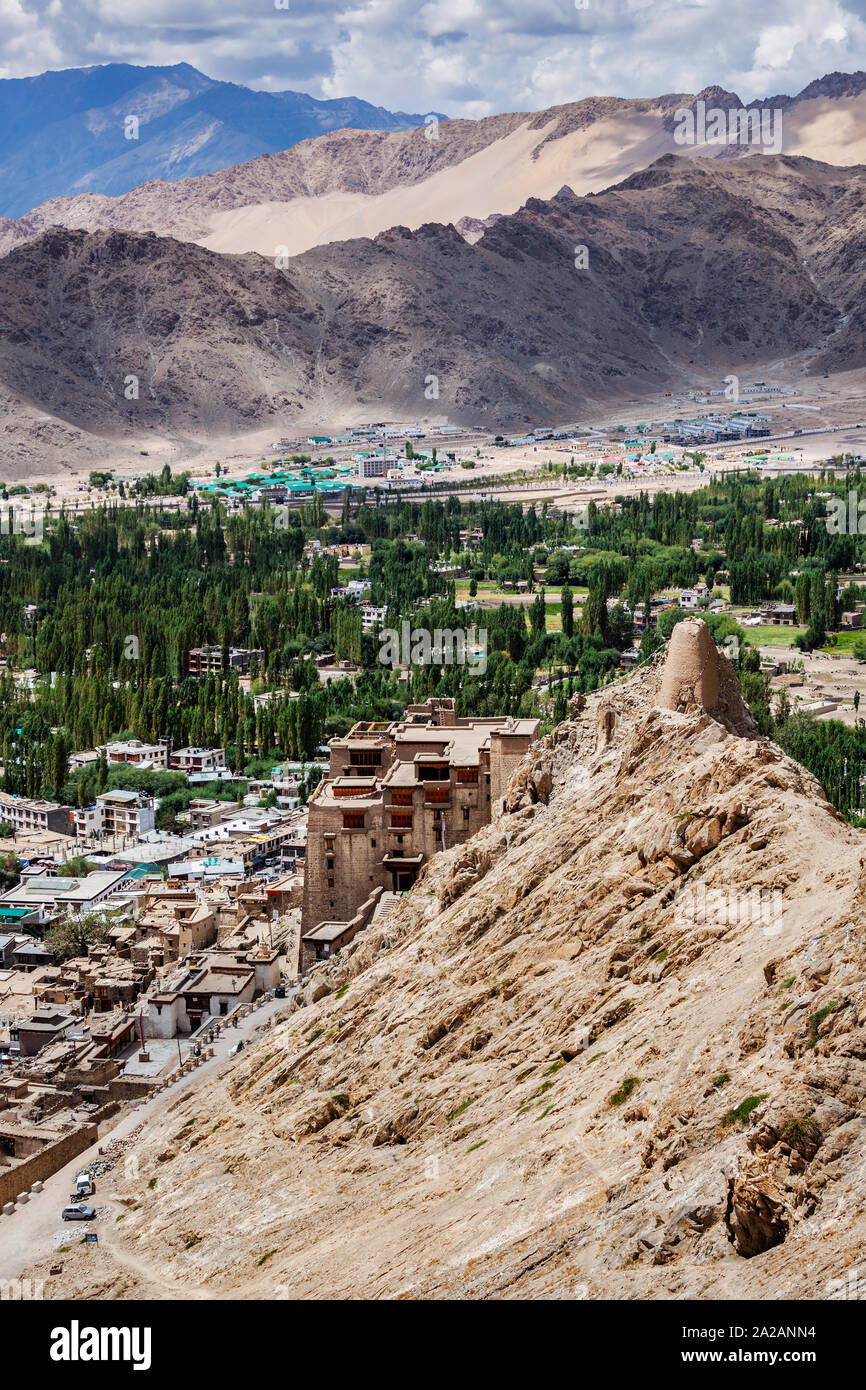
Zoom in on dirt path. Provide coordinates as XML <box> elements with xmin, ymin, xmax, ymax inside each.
<box><xmin>0</xmin><ymin>993</ymin><xmax>294</xmax><ymax>1283</ymax></box>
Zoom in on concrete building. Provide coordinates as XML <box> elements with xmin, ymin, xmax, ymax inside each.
<box><xmin>0</xmin><ymin>793</ymin><xmax>73</xmax><ymax>836</ymax></box>
<box><xmin>187</xmin><ymin>799</ymin><xmax>234</xmax><ymax>832</ymax></box>
<box><xmin>300</xmin><ymin>697</ymin><xmax>538</xmax><ymax>949</ymax></box>
<box><xmin>187</xmin><ymin>646</ymin><xmax>264</xmax><ymax>677</ymax></box>
<box><xmin>360</xmin><ymin>603</ymin><xmax>387</xmax><ymax>632</ymax></box>
<box><xmin>72</xmin><ymin>791</ymin><xmax>155</xmax><ymax>839</ymax></box>
<box><xmin>170</xmin><ymin>747</ymin><xmax>227</xmax><ymax>776</ymax></box>
<box><xmin>103</xmin><ymin>738</ymin><xmax>168</xmax><ymax>769</ymax></box>
<box><xmin>0</xmin><ymin>870</ymin><xmax>130</xmax><ymax>921</ymax></box>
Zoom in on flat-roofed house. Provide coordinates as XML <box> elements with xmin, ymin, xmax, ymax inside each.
<box><xmin>170</xmin><ymin>747</ymin><xmax>227</xmax><ymax>775</ymax></box>
<box><xmin>103</xmin><ymin>738</ymin><xmax>168</xmax><ymax>768</ymax></box>
<box><xmin>0</xmin><ymin>793</ymin><xmax>72</xmax><ymax>836</ymax></box>
<box><xmin>0</xmin><ymin>870</ymin><xmax>129</xmax><ymax>920</ymax></box>
<box><xmin>71</xmin><ymin>791</ymin><xmax>155</xmax><ymax>839</ymax></box>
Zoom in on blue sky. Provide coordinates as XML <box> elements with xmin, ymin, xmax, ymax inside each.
<box><xmin>3</xmin><ymin>0</ymin><xmax>866</xmax><ymax>115</ymax></box>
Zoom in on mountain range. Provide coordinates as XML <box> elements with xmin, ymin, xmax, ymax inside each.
<box><xmin>0</xmin><ymin>153</ymin><xmax>862</xmax><ymax>467</ymax></box>
<box><xmin>5</xmin><ymin>70</ymin><xmax>866</xmax><ymax>260</ymax></box>
<box><xmin>0</xmin><ymin>62</ymin><xmax>439</xmax><ymax>218</ymax></box>
<box><xmin>6</xmin><ymin>70</ymin><xmax>866</xmax><ymax>464</ymax></box>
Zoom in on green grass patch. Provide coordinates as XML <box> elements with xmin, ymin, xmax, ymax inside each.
<box><xmin>780</xmin><ymin>1115</ymin><xmax>821</xmax><ymax>1146</ymax></box>
<box><xmin>608</xmin><ymin>1076</ymin><xmax>641</xmax><ymax>1106</ymax></box>
<box><xmin>721</xmin><ymin>1094</ymin><xmax>768</xmax><ymax>1127</ymax></box>
<box><xmin>747</xmin><ymin>624</ymin><xmax>807</xmax><ymax>647</ymax></box>
<box><xmin>447</xmin><ymin>1097</ymin><xmax>475</xmax><ymax>1122</ymax></box>
<box><xmin>808</xmin><ymin>1001</ymin><xmax>838</xmax><ymax>1042</ymax></box>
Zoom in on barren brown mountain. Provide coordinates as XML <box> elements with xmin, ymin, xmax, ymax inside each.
<box><xmin>2</xmin><ymin>153</ymin><xmax>865</xmax><ymax>464</ymax></box>
<box><xmin>6</xmin><ymin>73</ymin><xmax>866</xmax><ymax>261</ymax></box>
<box><xmin>24</xmin><ymin>623</ymin><xmax>866</xmax><ymax>1299</ymax></box>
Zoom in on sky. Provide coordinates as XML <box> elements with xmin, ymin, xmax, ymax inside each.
<box><xmin>2</xmin><ymin>0</ymin><xmax>866</xmax><ymax>116</ymax></box>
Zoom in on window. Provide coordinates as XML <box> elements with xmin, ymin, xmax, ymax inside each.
<box><xmin>371</xmin><ymin>838</ymin><xmax>376</xmax><ymax>848</ymax></box>
<box><xmin>327</xmin><ymin>876</ymin><xmax>334</xmax><ymax>888</ymax></box>
<box><xmin>457</xmin><ymin>768</ymin><xmax>479</xmax><ymax>784</ymax></box>
<box><xmin>419</xmin><ymin>764</ymin><xmax>449</xmax><ymax>781</ymax></box>
<box><xmin>342</xmin><ymin>811</ymin><xmax>365</xmax><ymax>829</ymax></box>
<box><xmin>350</xmin><ymin>750</ymin><xmax>382</xmax><ymax>767</ymax></box>
<box><xmin>391</xmin><ymin>789</ymin><xmax>413</xmax><ymax>806</ymax></box>
<box><xmin>463</xmin><ymin>807</ymin><xmax>470</xmax><ymax>822</ymax></box>
<box><xmin>390</xmin><ymin>812</ymin><xmax>413</xmax><ymax>828</ymax></box>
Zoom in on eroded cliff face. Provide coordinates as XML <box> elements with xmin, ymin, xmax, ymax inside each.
<box><xmin>31</xmin><ymin>630</ymin><xmax>866</xmax><ymax>1299</ymax></box>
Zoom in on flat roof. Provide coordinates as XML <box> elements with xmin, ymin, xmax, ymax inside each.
<box><xmin>0</xmin><ymin>870</ymin><xmax>128</xmax><ymax>904</ymax></box>
<box><xmin>185</xmin><ymin>967</ymin><xmax>254</xmax><ymax>994</ymax></box>
<box><xmin>302</xmin><ymin>921</ymin><xmax>355</xmax><ymax>943</ymax></box>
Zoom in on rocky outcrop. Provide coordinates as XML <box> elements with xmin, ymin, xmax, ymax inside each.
<box><xmin>25</xmin><ymin>644</ymin><xmax>866</xmax><ymax>1302</ymax></box>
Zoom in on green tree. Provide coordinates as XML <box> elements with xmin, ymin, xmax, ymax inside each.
<box><xmin>561</xmin><ymin>584</ymin><xmax>574</xmax><ymax>639</ymax></box>
<box><xmin>44</xmin><ymin>911</ymin><xmax>112</xmax><ymax>963</ymax></box>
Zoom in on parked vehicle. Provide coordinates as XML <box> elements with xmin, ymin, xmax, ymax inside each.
<box><xmin>62</xmin><ymin>1203</ymin><xmax>95</xmax><ymax>1221</ymax></box>
<box><xmin>75</xmin><ymin>1172</ymin><xmax>94</xmax><ymax>1196</ymax></box>
<box><xmin>274</xmin><ymin>985</ymin><xmax>286</xmax><ymax>999</ymax></box>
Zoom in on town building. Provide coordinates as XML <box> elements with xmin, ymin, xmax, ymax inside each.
<box><xmin>360</xmin><ymin>603</ymin><xmax>387</xmax><ymax>632</ymax></box>
<box><xmin>0</xmin><ymin>792</ymin><xmax>72</xmax><ymax>837</ymax></box>
<box><xmin>0</xmin><ymin>869</ymin><xmax>130</xmax><ymax>922</ymax></box>
<box><xmin>187</xmin><ymin>646</ymin><xmax>264</xmax><ymax>677</ymax></box>
<box><xmin>103</xmin><ymin>738</ymin><xmax>168</xmax><ymax>768</ymax></box>
<box><xmin>11</xmin><ymin>1006</ymin><xmax>80</xmax><ymax>1056</ymax></box>
<box><xmin>170</xmin><ymin>746</ymin><xmax>227</xmax><ymax>776</ymax></box>
<box><xmin>300</xmin><ymin>698</ymin><xmax>539</xmax><ymax>958</ymax></box>
<box><xmin>187</xmin><ymin>799</ymin><xmax>235</xmax><ymax>832</ymax></box>
<box><xmin>72</xmin><ymin>790</ymin><xmax>156</xmax><ymax>839</ymax></box>
<box><xmin>758</xmin><ymin>604</ymin><xmax>798</xmax><ymax>625</ymax></box>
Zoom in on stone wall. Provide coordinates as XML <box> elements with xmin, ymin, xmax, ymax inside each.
<box><xmin>0</xmin><ymin>1122</ymin><xmax>98</xmax><ymax>1207</ymax></box>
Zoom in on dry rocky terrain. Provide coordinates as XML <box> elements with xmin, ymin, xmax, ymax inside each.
<box><xmin>5</xmin><ymin>153</ymin><xmax>866</xmax><ymax>465</ymax></box>
<box><xmin>7</xmin><ymin>73</ymin><xmax>866</xmax><ymax>260</ymax></box>
<box><xmin>24</xmin><ymin>620</ymin><xmax>866</xmax><ymax>1299</ymax></box>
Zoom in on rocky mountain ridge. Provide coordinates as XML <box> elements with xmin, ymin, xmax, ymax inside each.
<box><xmin>1</xmin><ymin>153</ymin><xmax>864</xmax><ymax>465</ymax></box>
<box><xmin>7</xmin><ymin>71</ymin><xmax>866</xmax><ymax>259</ymax></box>
<box><xmin>0</xmin><ymin>62</ymin><xmax>438</xmax><ymax>218</ymax></box>
<box><xmin>26</xmin><ymin>621</ymin><xmax>866</xmax><ymax>1299</ymax></box>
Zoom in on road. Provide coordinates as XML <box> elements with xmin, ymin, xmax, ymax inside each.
<box><xmin>0</xmin><ymin>991</ymin><xmax>295</xmax><ymax>1282</ymax></box>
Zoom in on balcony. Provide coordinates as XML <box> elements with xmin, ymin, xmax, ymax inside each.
<box><xmin>424</xmin><ymin>788</ymin><xmax>451</xmax><ymax>806</ymax></box>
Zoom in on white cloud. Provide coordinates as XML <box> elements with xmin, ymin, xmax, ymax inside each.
<box><xmin>0</xmin><ymin>0</ymin><xmax>865</xmax><ymax>113</ymax></box>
